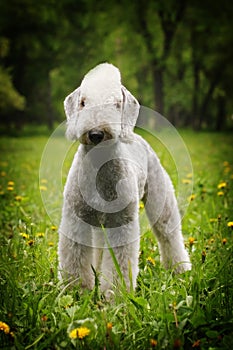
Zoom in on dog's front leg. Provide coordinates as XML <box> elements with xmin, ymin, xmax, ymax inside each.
<box><xmin>58</xmin><ymin>208</ymin><xmax>95</xmax><ymax>289</ymax></box>
<box><xmin>58</xmin><ymin>233</ymin><xmax>94</xmax><ymax>289</ymax></box>
<box><xmin>100</xmin><ymin>222</ymin><xmax>140</xmax><ymax>296</ymax></box>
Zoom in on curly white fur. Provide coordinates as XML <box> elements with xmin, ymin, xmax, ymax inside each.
<box><xmin>58</xmin><ymin>63</ymin><xmax>191</xmax><ymax>296</ymax></box>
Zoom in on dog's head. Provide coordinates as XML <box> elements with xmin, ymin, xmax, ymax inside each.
<box><xmin>64</xmin><ymin>63</ymin><xmax>140</xmax><ymax>145</ymax></box>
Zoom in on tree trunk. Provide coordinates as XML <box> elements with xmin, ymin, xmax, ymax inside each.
<box><xmin>152</xmin><ymin>64</ymin><xmax>164</xmax><ymax>115</ymax></box>
<box><xmin>192</xmin><ymin>61</ymin><xmax>200</xmax><ymax>130</ymax></box>
<box><xmin>199</xmin><ymin>79</ymin><xmax>218</xmax><ymax>129</ymax></box>
<box><xmin>45</xmin><ymin>75</ymin><xmax>54</xmax><ymax>130</ymax></box>
<box><xmin>215</xmin><ymin>96</ymin><xmax>226</xmax><ymax>131</ymax></box>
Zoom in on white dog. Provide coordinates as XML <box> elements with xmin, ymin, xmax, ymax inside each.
<box><xmin>58</xmin><ymin>63</ymin><xmax>191</xmax><ymax>295</ymax></box>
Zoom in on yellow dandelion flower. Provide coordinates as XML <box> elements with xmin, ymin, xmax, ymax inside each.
<box><xmin>8</xmin><ymin>181</ymin><xmax>14</xmax><ymax>186</ymax></box>
<box><xmin>227</xmin><ymin>221</ymin><xmax>233</xmax><ymax>228</ymax></box>
<box><xmin>15</xmin><ymin>195</ymin><xmax>23</xmax><ymax>201</ymax></box>
<box><xmin>36</xmin><ymin>232</ymin><xmax>45</xmax><ymax>238</ymax></box>
<box><xmin>147</xmin><ymin>256</ymin><xmax>155</xmax><ymax>266</ymax></box>
<box><xmin>51</xmin><ymin>225</ymin><xmax>58</xmax><ymax>231</ymax></box>
<box><xmin>0</xmin><ymin>191</ymin><xmax>4</xmax><ymax>195</ymax></box>
<box><xmin>201</xmin><ymin>250</ymin><xmax>206</xmax><ymax>263</ymax></box>
<box><xmin>209</xmin><ymin>238</ymin><xmax>215</xmax><ymax>244</ymax></box>
<box><xmin>27</xmin><ymin>240</ymin><xmax>34</xmax><ymax>246</ymax></box>
<box><xmin>188</xmin><ymin>194</ymin><xmax>196</xmax><ymax>202</ymax></box>
<box><xmin>48</xmin><ymin>241</ymin><xmax>54</xmax><ymax>246</ymax></box>
<box><xmin>224</xmin><ymin>167</ymin><xmax>231</xmax><ymax>174</ymax></box>
<box><xmin>223</xmin><ymin>161</ymin><xmax>230</xmax><ymax>167</ymax></box>
<box><xmin>189</xmin><ymin>237</ymin><xmax>195</xmax><ymax>246</ymax></box>
<box><xmin>217</xmin><ymin>191</ymin><xmax>224</xmax><ymax>196</ymax></box>
<box><xmin>182</xmin><ymin>179</ymin><xmax>191</xmax><ymax>184</ymax></box>
<box><xmin>39</xmin><ymin>185</ymin><xmax>47</xmax><ymax>191</ymax></box>
<box><xmin>41</xmin><ymin>179</ymin><xmax>48</xmax><ymax>184</ymax></box>
<box><xmin>7</xmin><ymin>186</ymin><xmax>14</xmax><ymax>191</ymax></box>
<box><xmin>107</xmin><ymin>322</ymin><xmax>113</xmax><ymax>330</ymax></box>
<box><xmin>139</xmin><ymin>201</ymin><xmax>144</xmax><ymax>210</ymax></box>
<box><xmin>150</xmin><ymin>338</ymin><xmax>158</xmax><ymax>347</ymax></box>
<box><xmin>77</xmin><ymin>326</ymin><xmax>90</xmax><ymax>339</ymax></box>
<box><xmin>217</xmin><ymin>182</ymin><xmax>227</xmax><ymax>189</ymax></box>
<box><xmin>0</xmin><ymin>321</ymin><xmax>10</xmax><ymax>334</ymax></box>
<box><xmin>0</xmin><ymin>161</ymin><xmax>8</xmax><ymax>167</ymax></box>
<box><xmin>20</xmin><ymin>232</ymin><xmax>29</xmax><ymax>239</ymax></box>
<box><xmin>69</xmin><ymin>326</ymin><xmax>90</xmax><ymax>339</ymax></box>
<box><xmin>69</xmin><ymin>328</ymin><xmax>78</xmax><ymax>339</ymax></box>
<box><xmin>222</xmin><ymin>238</ymin><xmax>227</xmax><ymax>245</ymax></box>
<box><xmin>209</xmin><ymin>218</ymin><xmax>217</xmax><ymax>223</ymax></box>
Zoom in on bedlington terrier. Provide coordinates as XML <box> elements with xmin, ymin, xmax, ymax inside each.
<box><xmin>58</xmin><ymin>63</ymin><xmax>191</xmax><ymax>295</ymax></box>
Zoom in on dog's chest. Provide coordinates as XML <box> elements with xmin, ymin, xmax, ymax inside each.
<box><xmin>67</xmin><ymin>143</ymin><xmax>147</xmax><ymax>228</ymax></box>
<box><xmin>75</xmin><ymin>158</ymin><xmax>139</xmax><ymax>228</ymax></box>
<box><xmin>96</xmin><ymin>159</ymin><xmax>126</xmax><ymax>201</ymax></box>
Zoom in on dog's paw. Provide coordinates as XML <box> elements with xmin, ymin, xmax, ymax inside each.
<box><xmin>174</xmin><ymin>260</ymin><xmax>192</xmax><ymax>274</ymax></box>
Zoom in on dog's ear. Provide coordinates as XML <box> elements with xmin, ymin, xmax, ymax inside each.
<box><xmin>64</xmin><ymin>87</ymin><xmax>81</xmax><ymax>120</ymax></box>
<box><xmin>120</xmin><ymin>85</ymin><xmax>140</xmax><ymax>140</ymax></box>
<box><xmin>64</xmin><ymin>87</ymin><xmax>81</xmax><ymax>141</ymax></box>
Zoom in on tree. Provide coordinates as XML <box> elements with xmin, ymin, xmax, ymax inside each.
<box><xmin>122</xmin><ymin>0</ymin><xmax>187</xmax><ymax>115</ymax></box>
<box><xmin>185</xmin><ymin>0</ymin><xmax>233</xmax><ymax>129</ymax></box>
<box><xmin>0</xmin><ymin>37</ymin><xmax>25</xmax><ymax>122</ymax></box>
<box><xmin>0</xmin><ymin>0</ymin><xmax>232</xmax><ymax>131</ymax></box>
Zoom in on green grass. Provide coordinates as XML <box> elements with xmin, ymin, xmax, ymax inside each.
<box><xmin>0</xmin><ymin>130</ymin><xmax>233</xmax><ymax>349</ymax></box>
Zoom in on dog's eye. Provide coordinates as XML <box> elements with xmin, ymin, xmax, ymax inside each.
<box><xmin>80</xmin><ymin>99</ymin><xmax>85</xmax><ymax>108</ymax></box>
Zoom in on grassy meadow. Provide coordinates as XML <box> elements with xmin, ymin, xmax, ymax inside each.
<box><xmin>0</xmin><ymin>130</ymin><xmax>233</xmax><ymax>349</ymax></box>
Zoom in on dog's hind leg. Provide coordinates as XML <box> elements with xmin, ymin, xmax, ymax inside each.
<box><xmin>143</xmin><ymin>150</ymin><xmax>191</xmax><ymax>273</ymax></box>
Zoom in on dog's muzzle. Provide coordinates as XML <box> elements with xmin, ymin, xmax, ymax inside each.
<box><xmin>88</xmin><ymin>130</ymin><xmax>105</xmax><ymax>145</ymax></box>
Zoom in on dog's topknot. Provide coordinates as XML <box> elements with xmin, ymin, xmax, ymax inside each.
<box><xmin>80</xmin><ymin>63</ymin><xmax>122</xmax><ymax>102</ymax></box>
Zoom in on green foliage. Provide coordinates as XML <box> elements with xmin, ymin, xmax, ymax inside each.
<box><xmin>0</xmin><ymin>131</ymin><xmax>233</xmax><ymax>349</ymax></box>
<box><xmin>0</xmin><ymin>66</ymin><xmax>25</xmax><ymax>112</ymax></box>
<box><xmin>0</xmin><ymin>1</ymin><xmax>233</xmax><ymax>130</ymax></box>
<box><xmin>0</xmin><ymin>35</ymin><xmax>25</xmax><ymax>113</ymax></box>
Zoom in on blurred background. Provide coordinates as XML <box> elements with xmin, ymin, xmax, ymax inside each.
<box><xmin>0</xmin><ymin>0</ymin><xmax>233</xmax><ymax>134</ymax></box>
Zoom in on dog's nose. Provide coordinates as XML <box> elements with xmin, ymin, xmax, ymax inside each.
<box><xmin>88</xmin><ymin>130</ymin><xmax>105</xmax><ymax>145</ymax></box>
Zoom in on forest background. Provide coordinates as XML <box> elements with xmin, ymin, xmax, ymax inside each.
<box><xmin>0</xmin><ymin>0</ymin><xmax>233</xmax><ymax>133</ymax></box>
